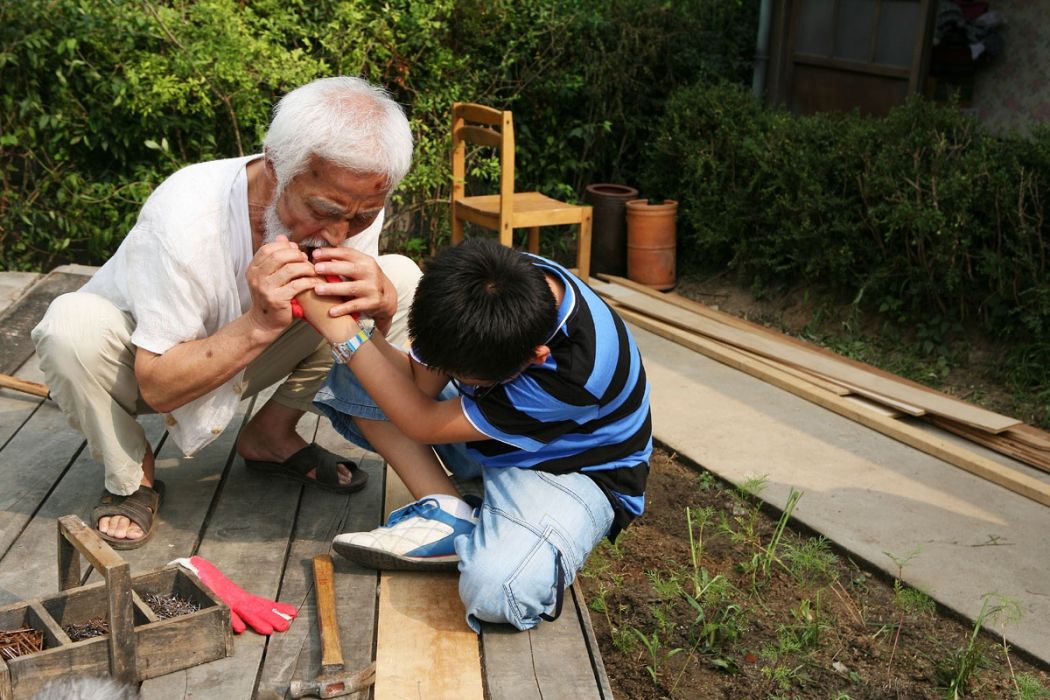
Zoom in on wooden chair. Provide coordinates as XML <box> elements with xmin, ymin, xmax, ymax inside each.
<box><xmin>450</xmin><ymin>103</ymin><xmax>592</xmax><ymax>280</ymax></box>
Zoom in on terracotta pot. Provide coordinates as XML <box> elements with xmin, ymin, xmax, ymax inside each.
<box><xmin>584</xmin><ymin>183</ymin><xmax>639</xmax><ymax>276</ymax></box>
<box><xmin>625</xmin><ymin>199</ymin><xmax>677</xmax><ymax>291</ymax></box>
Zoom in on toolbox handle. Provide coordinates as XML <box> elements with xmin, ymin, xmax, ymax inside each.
<box><xmin>57</xmin><ymin>515</ymin><xmax>138</xmax><ymax>684</ymax></box>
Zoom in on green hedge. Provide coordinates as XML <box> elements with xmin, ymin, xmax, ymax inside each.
<box><xmin>644</xmin><ymin>83</ymin><xmax>1050</xmax><ymax>363</ymax></box>
<box><xmin>0</xmin><ymin>0</ymin><xmax>755</xmax><ymax>270</ymax></box>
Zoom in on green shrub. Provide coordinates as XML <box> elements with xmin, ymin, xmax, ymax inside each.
<box><xmin>1</xmin><ymin>0</ymin><xmax>755</xmax><ymax>270</ymax></box>
<box><xmin>644</xmin><ymin>82</ymin><xmax>1050</xmax><ymax>379</ymax></box>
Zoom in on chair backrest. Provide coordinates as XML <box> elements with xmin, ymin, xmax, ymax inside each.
<box><xmin>451</xmin><ymin>102</ymin><xmax>515</xmax><ymax>229</ymax></box>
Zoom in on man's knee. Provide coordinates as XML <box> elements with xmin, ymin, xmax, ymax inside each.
<box><xmin>32</xmin><ymin>293</ymin><xmax>120</xmax><ymax>369</ymax></box>
<box><xmin>378</xmin><ymin>254</ymin><xmax>422</xmax><ymax>294</ymax></box>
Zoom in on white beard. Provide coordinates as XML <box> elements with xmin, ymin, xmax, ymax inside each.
<box><xmin>262</xmin><ymin>197</ymin><xmax>329</xmax><ymax>253</ymax></box>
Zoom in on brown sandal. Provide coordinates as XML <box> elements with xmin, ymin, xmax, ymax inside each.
<box><xmin>244</xmin><ymin>443</ymin><xmax>367</xmax><ymax>494</ymax></box>
<box><xmin>91</xmin><ymin>480</ymin><xmax>165</xmax><ymax>550</ymax></box>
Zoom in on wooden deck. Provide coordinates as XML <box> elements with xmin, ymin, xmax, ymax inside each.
<box><xmin>0</xmin><ymin>268</ymin><xmax>612</xmax><ymax>699</ymax></box>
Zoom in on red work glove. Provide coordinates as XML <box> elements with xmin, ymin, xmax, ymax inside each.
<box><xmin>172</xmin><ymin>556</ymin><xmax>298</xmax><ymax>635</ymax></box>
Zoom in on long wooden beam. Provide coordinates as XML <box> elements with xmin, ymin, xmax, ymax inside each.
<box><xmin>612</xmin><ymin>305</ymin><xmax>1050</xmax><ymax>508</ymax></box>
<box><xmin>595</xmin><ymin>280</ymin><xmax>1019</xmax><ymax>434</ymax></box>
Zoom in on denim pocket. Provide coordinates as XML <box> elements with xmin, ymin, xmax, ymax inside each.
<box><xmin>503</xmin><ymin>525</ymin><xmax>560</xmax><ymax>628</ymax></box>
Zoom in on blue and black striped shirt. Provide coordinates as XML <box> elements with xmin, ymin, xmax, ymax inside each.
<box><xmin>451</xmin><ymin>256</ymin><xmax>652</xmax><ymax>537</ymax></box>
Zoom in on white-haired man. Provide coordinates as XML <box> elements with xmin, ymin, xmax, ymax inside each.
<box><xmin>31</xmin><ymin>77</ymin><xmax>419</xmax><ymax>548</ymax></box>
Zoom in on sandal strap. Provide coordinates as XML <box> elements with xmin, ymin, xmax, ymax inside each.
<box><xmin>92</xmin><ymin>481</ymin><xmax>164</xmax><ymax>533</ymax></box>
<box><xmin>284</xmin><ymin>444</ymin><xmax>351</xmax><ymax>487</ymax></box>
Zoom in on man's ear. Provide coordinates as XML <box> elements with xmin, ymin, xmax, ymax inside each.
<box><xmin>530</xmin><ymin>346</ymin><xmax>551</xmax><ymax>366</ymax></box>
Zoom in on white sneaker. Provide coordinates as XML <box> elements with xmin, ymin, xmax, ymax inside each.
<box><xmin>332</xmin><ymin>497</ymin><xmax>477</xmax><ymax>571</ymax></box>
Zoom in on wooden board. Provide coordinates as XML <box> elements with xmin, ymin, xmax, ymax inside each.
<box><xmin>258</xmin><ymin>420</ymin><xmax>384</xmax><ymax>698</ymax></box>
<box><xmin>598</xmin><ymin>274</ymin><xmax>999</xmax><ymax>409</ymax></box>
<box><xmin>480</xmin><ymin>586</ymin><xmax>605</xmax><ymax>700</ymax></box>
<box><xmin>0</xmin><ymin>270</ymin><xmax>89</xmax><ymax>376</ymax></box>
<box><xmin>612</xmin><ymin>305</ymin><xmax>1050</xmax><ymax>508</ymax></box>
<box><xmin>594</xmin><ymin>279</ymin><xmax>1020</xmax><ymax>433</ymax></box>
<box><xmin>373</xmin><ymin>467</ymin><xmax>484</xmax><ymax>700</ymax></box>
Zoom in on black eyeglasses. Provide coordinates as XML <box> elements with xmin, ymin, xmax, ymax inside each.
<box><xmin>449</xmin><ymin>377</ymin><xmax>502</xmax><ymax>400</ymax></box>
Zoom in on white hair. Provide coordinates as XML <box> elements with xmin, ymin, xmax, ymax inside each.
<box><xmin>32</xmin><ymin>676</ymin><xmax>138</xmax><ymax>700</ymax></box>
<box><xmin>263</xmin><ymin>76</ymin><xmax>413</xmax><ymax>192</ymax></box>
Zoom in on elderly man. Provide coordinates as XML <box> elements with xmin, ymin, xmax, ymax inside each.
<box><xmin>31</xmin><ymin>77</ymin><xmax>419</xmax><ymax>548</ymax></box>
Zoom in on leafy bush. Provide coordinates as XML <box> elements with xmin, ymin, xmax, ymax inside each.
<box><xmin>0</xmin><ymin>0</ymin><xmax>755</xmax><ymax>270</ymax></box>
<box><xmin>644</xmin><ymin>82</ymin><xmax>1050</xmax><ymax>371</ymax></box>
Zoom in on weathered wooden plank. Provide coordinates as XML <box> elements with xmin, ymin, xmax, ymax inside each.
<box><xmin>0</xmin><ymin>399</ymin><xmax>90</xmax><ymax>565</ymax></box>
<box><xmin>257</xmin><ymin>420</ymin><xmax>383</xmax><ymax>699</ymax></box>
<box><xmin>0</xmin><ymin>272</ymin><xmax>40</xmax><ymax>316</ymax></box>
<box><xmin>373</xmin><ymin>467</ymin><xmax>484</xmax><ymax>700</ymax></box>
<box><xmin>480</xmin><ymin>588</ymin><xmax>601</xmax><ymax>700</ymax></box>
<box><xmin>593</xmin><ymin>277</ymin><xmax>1019</xmax><ymax>433</ymax></box>
<box><xmin>139</xmin><ymin>414</ymin><xmax>317</xmax><ymax>699</ymax></box>
<box><xmin>0</xmin><ymin>270</ymin><xmax>89</xmax><ymax>376</ymax></box>
<box><xmin>570</xmin><ymin>582</ymin><xmax>614</xmax><ymax>700</ymax></box>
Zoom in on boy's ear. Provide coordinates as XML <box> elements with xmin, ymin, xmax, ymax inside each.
<box><xmin>530</xmin><ymin>346</ymin><xmax>551</xmax><ymax>366</ymax></box>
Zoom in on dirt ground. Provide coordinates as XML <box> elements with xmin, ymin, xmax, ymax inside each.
<box><xmin>577</xmin><ymin>274</ymin><xmax>1050</xmax><ymax>698</ymax></box>
<box><xmin>579</xmin><ymin>448</ymin><xmax>1050</xmax><ymax>699</ymax></box>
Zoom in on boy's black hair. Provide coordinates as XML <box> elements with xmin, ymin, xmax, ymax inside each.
<box><xmin>409</xmin><ymin>238</ymin><xmax>557</xmax><ymax>380</ymax></box>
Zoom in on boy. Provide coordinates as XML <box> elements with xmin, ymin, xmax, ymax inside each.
<box><xmin>298</xmin><ymin>238</ymin><xmax>651</xmax><ymax>631</ymax></box>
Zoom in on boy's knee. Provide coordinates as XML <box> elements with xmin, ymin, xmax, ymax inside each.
<box><xmin>458</xmin><ymin>537</ymin><xmax>561</xmax><ymax>632</ymax></box>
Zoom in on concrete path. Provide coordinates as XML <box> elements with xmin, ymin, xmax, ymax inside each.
<box><xmin>631</xmin><ymin>322</ymin><xmax>1050</xmax><ymax>665</ymax></box>
<box><xmin>4</xmin><ymin>270</ymin><xmax>1047</xmax><ymax>665</ymax></box>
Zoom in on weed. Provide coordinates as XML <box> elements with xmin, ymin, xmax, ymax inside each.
<box><xmin>646</xmin><ymin>567</ymin><xmax>685</xmax><ymax>601</ymax></box>
<box><xmin>611</xmin><ymin>625</ymin><xmax>636</xmax><ymax>654</ymax></box>
<box><xmin>783</xmin><ymin>536</ymin><xmax>839</xmax><ymax>586</ymax></box>
<box><xmin>882</xmin><ymin>547</ymin><xmax>931</xmax><ymax>668</ymax></box>
<box><xmin>737</xmin><ymin>473</ymin><xmax>769</xmax><ymax>502</ymax></box>
<box><xmin>1015</xmin><ymin>673</ymin><xmax>1050</xmax><ymax>699</ymax></box>
<box><xmin>631</xmin><ymin>627</ymin><xmax>683</xmax><ymax>684</ymax></box>
<box><xmin>939</xmin><ymin>594</ymin><xmax>1023</xmax><ymax>699</ymax></box>
<box><xmin>760</xmin><ymin>488</ymin><xmax>803</xmax><ymax>577</ymax></box>
<box><xmin>894</xmin><ymin>581</ymin><xmax>935</xmax><ymax>616</ymax></box>
<box><xmin>697</xmin><ymin>470</ymin><xmax>716</xmax><ymax>492</ymax></box>
<box><xmin>587</xmin><ymin>582</ymin><xmax>609</xmax><ymax>615</ymax></box>
<box><xmin>686</xmin><ymin>505</ymin><xmax>716</xmax><ymax>597</ymax></box>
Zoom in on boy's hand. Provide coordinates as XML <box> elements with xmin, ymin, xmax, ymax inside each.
<box><xmin>310</xmin><ymin>247</ymin><xmax>395</xmax><ymax>335</ymax></box>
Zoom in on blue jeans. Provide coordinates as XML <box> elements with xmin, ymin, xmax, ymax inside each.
<box><xmin>315</xmin><ymin>364</ymin><xmax>614</xmax><ymax>632</ymax></box>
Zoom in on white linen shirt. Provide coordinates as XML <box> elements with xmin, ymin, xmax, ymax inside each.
<box><xmin>81</xmin><ymin>155</ymin><xmax>383</xmax><ymax>456</ymax></box>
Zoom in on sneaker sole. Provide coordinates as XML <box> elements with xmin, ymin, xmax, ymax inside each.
<box><xmin>332</xmin><ymin>541</ymin><xmax>460</xmax><ymax>572</ymax></box>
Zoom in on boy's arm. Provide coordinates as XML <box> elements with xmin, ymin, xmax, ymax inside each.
<box><xmin>297</xmin><ymin>286</ymin><xmax>487</xmax><ymax>444</ymax></box>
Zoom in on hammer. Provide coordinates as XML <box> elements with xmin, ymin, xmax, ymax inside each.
<box><xmin>289</xmin><ymin>554</ymin><xmax>376</xmax><ymax>699</ymax></box>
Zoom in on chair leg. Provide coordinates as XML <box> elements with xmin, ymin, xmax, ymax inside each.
<box><xmin>451</xmin><ymin>207</ymin><xmax>464</xmax><ymax>246</ymax></box>
<box><xmin>527</xmin><ymin>227</ymin><xmax>540</xmax><ymax>254</ymax></box>
<box><xmin>577</xmin><ymin>208</ymin><xmax>592</xmax><ymax>282</ymax></box>
<box><xmin>499</xmin><ymin>223</ymin><xmax>514</xmax><ymax>249</ymax></box>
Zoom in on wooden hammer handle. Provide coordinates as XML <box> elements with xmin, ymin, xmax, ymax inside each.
<box><xmin>314</xmin><ymin>554</ymin><xmax>344</xmax><ymax>671</ymax></box>
<box><xmin>0</xmin><ymin>373</ymin><xmax>49</xmax><ymax>399</ymax></box>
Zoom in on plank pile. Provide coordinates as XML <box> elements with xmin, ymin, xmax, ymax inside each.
<box><xmin>591</xmin><ymin>274</ymin><xmax>1050</xmax><ymax>508</ymax></box>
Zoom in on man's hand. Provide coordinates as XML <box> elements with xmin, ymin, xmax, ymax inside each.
<box><xmin>245</xmin><ymin>235</ymin><xmax>318</xmax><ymax>334</ymax></box>
<box><xmin>309</xmin><ymin>247</ymin><xmax>397</xmax><ymax>335</ymax></box>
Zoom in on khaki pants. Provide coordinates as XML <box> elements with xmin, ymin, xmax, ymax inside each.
<box><xmin>31</xmin><ymin>254</ymin><xmax>421</xmax><ymax>495</ymax></box>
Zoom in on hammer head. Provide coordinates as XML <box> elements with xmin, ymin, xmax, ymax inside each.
<box><xmin>289</xmin><ymin>662</ymin><xmax>376</xmax><ymax>698</ymax></box>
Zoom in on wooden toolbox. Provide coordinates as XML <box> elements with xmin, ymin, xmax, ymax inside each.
<box><xmin>0</xmin><ymin>515</ymin><xmax>232</xmax><ymax>699</ymax></box>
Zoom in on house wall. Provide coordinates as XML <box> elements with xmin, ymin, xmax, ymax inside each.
<box><xmin>972</xmin><ymin>0</ymin><xmax>1050</xmax><ymax>135</ymax></box>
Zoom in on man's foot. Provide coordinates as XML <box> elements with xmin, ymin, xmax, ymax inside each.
<box><xmin>92</xmin><ymin>481</ymin><xmax>165</xmax><ymax>550</ymax></box>
<box><xmin>332</xmin><ymin>498</ymin><xmax>477</xmax><ymax>571</ymax></box>
<box><xmin>237</xmin><ymin>404</ymin><xmax>355</xmax><ymax>487</ymax></box>
<box><xmin>244</xmin><ymin>443</ymin><xmax>367</xmax><ymax>494</ymax></box>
